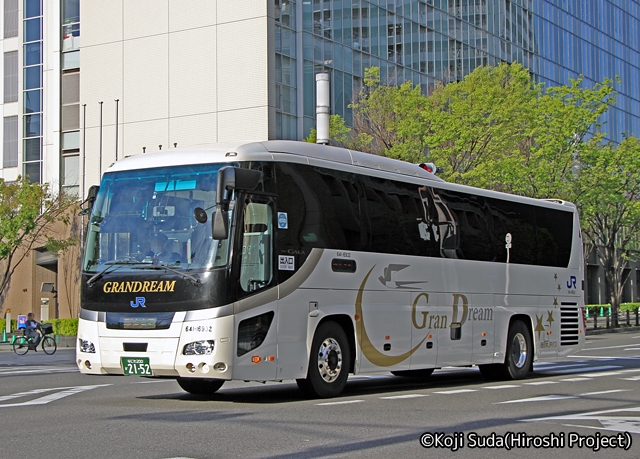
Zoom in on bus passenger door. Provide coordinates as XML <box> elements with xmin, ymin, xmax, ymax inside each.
<box><xmin>234</xmin><ymin>197</ymin><xmax>278</xmax><ymax>381</ymax></box>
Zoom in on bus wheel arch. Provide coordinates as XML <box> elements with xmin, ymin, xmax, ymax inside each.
<box><xmin>297</xmin><ymin>318</ymin><xmax>353</xmax><ymax>398</ymax></box>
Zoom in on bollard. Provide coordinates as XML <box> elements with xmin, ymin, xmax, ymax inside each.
<box><xmin>1</xmin><ymin>328</ymin><xmax>6</xmax><ymax>343</ymax></box>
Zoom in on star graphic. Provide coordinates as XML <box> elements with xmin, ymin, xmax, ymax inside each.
<box><xmin>535</xmin><ymin>314</ymin><xmax>546</xmax><ymax>339</ymax></box>
<box><xmin>554</xmin><ymin>273</ymin><xmax>558</xmax><ymax>280</ymax></box>
<box><xmin>557</xmin><ymin>284</ymin><xmax>561</xmax><ymax>291</ymax></box>
<box><xmin>547</xmin><ymin>311</ymin><xmax>554</xmax><ymax>327</ymax></box>
<box><xmin>553</xmin><ymin>298</ymin><xmax>558</xmax><ymax>307</ymax></box>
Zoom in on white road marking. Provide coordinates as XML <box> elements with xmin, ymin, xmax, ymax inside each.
<box><xmin>482</xmin><ymin>385</ymin><xmax>520</xmax><ymax>390</ymax></box>
<box><xmin>316</xmin><ymin>400</ymin><xmax>365</xmax><ymax>406</ymax></box>
<box><xmin>576</xmin><ymin>369</ymin><xmax>624</xmax><ymax>377</ymax></box>
<box><xmin>498</xmin><ymin>395</ymin><xmax>578</xmax><ymax>404</ymax></box>
<box><xmin>558</xmin><ymin>377</ymin><xmax>591</xmax><ymax>382</ymax></box>
<box><xmin>0</xmin><ymin>384</ymin><xmax>111</xmax><ymax>408</ymax></box>
<box><xmin>523</xmin><ymin>381</ymin><xmax>559</xmax><ymax>386</ymax></box>
<box><xmin>578</xmin><ymin>389</ymin><xmax>631</xmax><ymax>396</ymax></box>
<box><xmin>379</xmin><ymin>394</ymin><xmax>428</xmax><ymax>400</ymax></box>
<box><xmin>433</xmin><ymin>389</ymin><xmax>477</xmax><ymax>394</ymax></box>
<box><xmin>545</xmin><ymin>365</ymin><xmax>622</xmax><ymax>375</ymax></box>
<box><xmin>523</xmin><ymin>406</ymin><xmax>640</xmax><ymax>434</ymax></box>
<box><xmin>0</xmin><ymin>366</ymin><xmax>78</xmax><ymax>376</ymax></box>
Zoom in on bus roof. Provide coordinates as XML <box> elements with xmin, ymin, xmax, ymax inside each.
<box><xmin>106</xmin><ymin>140</ymin><xmax>444</xmax><ymax>182</ymax></box>
<box><xmin>105</xmin><ymin>140</ymin><xmax>576</xmax><ymax>212</ymax></box>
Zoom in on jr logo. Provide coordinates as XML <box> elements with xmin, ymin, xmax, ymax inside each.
<box><xmin>567</xmin><ymin>276</ymin><xmax>577</xmax><ymax>289</ymax></box>
<box><xmin>130</xmin><ymin>297</ymin><xmax>146</xmax><ymax>308</ymax></box>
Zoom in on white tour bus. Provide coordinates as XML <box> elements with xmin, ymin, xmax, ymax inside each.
<box><xmin>77</xmin><ymin>140</ymin><xmax>585</xmax><ymax>398</ymax></box>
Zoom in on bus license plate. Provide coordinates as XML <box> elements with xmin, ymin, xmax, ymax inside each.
<box><xmin>121</xmin><ymin>357</ymin><xmax>152</xmax><ymax>376</ymax></box>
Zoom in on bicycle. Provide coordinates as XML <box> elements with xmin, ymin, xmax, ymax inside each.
<box><xmin>12</xmin><ymin>323</ymin><xmax>57</xmax><ymax>355</ymax></box>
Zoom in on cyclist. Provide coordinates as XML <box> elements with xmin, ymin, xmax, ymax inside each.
<box><xmin>25</xmin><ymin>312</ymin><xmax>42</xmax><ymax>350</ymax></box>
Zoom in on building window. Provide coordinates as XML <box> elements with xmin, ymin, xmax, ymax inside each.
<box><xmin>3</xmin><ymin>0</ymin><xmax>18</xmax><ymax>38</ymax></box>
<box><xmin>61</xmin><ymin>153</ymin><xmax>79</xmax><ymax>197</ymax></box>
<box><xmin>3</xmin><ymin>116</ymin><xmax>19</xmax><ymax>168</ymax></box>
<box><xmin>23</xmin><ymin>0</ymin><xmax>43</xmax><ymax>183</ymax></box>
<box><xmin>4</xmin><ymin>51</ymin><xmax>18</xmax><ymax>103</ymax></box>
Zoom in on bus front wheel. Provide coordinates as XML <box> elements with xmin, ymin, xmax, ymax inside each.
<box><xmin>297</xmin><ymin>321</ymin><xmax>351</xmax><ymax>398</ymax></box>
<box><xmin>177</xmin><ymin>377</ymin><xmax>225</xmax><ymax>395</ymax></box>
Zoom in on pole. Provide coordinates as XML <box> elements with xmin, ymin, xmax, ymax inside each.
<box><xmin>99</xmin><ymin>101</ymin><xmax>103</xmax><ymax>178</ymax></box>
<box><xmin>115</xmin><ymin>99</ymin><xmax>119</xmax><ymax>161</ymax></box>
<box><xmin>315</xmin><ymin>73</ymin><xmax>330</xmax><ymax>145</ymax></box>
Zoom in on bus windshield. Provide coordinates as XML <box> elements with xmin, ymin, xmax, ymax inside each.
<box><xmin>83</xmin><ymin>163</ymin><xmax>232</xmax><ymax>272</ymax></box>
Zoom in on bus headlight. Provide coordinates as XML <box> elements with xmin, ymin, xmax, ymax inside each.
<box><xmin>79</xmin><ymin>339</ymin><xmax>96</xmax><ymax>353</ymax></box>
<box><xmin>183</xmin><ymin>340</ymin><xmax>215</xmax><ymax>355</ymax></box>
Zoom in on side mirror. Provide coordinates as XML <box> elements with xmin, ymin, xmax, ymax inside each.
<box><xmin>212</xmin><ymin>167</ymin><xmax>262</xmax><ymax>240</ymax></box>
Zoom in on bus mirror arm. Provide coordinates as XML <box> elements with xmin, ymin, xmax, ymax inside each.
<box><xmin>212</xmin><ymin>167</ymin><xmax>263</xmax><ymax>240</ymax></box>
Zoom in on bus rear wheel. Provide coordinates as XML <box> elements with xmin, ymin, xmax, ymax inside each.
<box><xmin>297</xmin><ymin>321</ymin><xmax>351</xmax><ymax>398</ymax></box>
<box><xmin>480</xmin><ymin>320</ymin><xmax>532</xmax><ymax>380</ymax></box>
<box><xmin>177</xmin><ymin>377</ymin><xmax>225</xmax><ymax>395</ymax></box>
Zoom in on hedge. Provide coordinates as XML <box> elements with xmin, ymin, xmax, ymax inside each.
<box><xmin>0</xmin><ymin>319</ymin><xmax>17</xmax><ymax>332</ymax></box>
<box><xmin>585</xmin><ymin>303</ymin><xmax>640</xmax><ymax>317</ymax></box>
<box><xmin>621</xmin><ymin>303</ymin><xmax>640</xmax><ymax>312</ymax></box>
<box><xmin>0</xmin><ymin>318</ymin><xmax>77</xmax><ymax>336</ymax></box>
<box><xmin>42</xmin><ymin>318</ymin><xmax>78</xmax><ymax>336</ymax></box>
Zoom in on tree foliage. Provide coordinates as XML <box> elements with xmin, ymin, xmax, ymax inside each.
<box><xmin>574</xmin><ymin>137</ymin><xmax>640</xmax><ymax>326</ymax></box>
<box><xmin>304</xmin><ymin>114</ymin><xmax>372</xmax><ymax>151</ymax></box>
<box><xmin>0</xmin><ymin>177</ymin><xmax>78</xmax><ymax>300</ymax></box>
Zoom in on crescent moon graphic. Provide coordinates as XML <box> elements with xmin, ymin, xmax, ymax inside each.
<box><xmin>355</xmin><ymin>266</ymin><xmax>428</xmax><ymax>367</ymax></box>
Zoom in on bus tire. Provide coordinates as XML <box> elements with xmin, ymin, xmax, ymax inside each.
<box><xmin>503</xmin><ymin>320</ymin><xmax>532</xmax><ymax>380</ymax></box>
<box><xmin>177</xmin><ymin>377</ymin><xmax>225</xmax><ymax>395</ymax></box>
<box><xmin>296</xmin><ymin>321</ymin><xmax>351</xmax><ymax>398</ymax></box>
<box><xmin>391</xmin><ymin>368</ymin><xmax>434</xmax><ymax>378</ymax></box>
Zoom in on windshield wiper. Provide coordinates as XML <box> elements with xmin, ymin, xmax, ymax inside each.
<box><xmin>132</xmin><ymin>264</ymin><xmax>201</xmax><ymax>285</ymax></box>
<box><xmin>86</xmin><ymin>260</ymin><xmax>144</xmax><ymax>287</ymax></box>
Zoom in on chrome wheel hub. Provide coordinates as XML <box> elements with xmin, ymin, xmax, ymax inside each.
<box><xmin>317</xmin><ymin>337</ymin><xmax>342</xmax><ymax>383</ymax></box>
<box><xmin>511</xmin><ymin>332</ymin><xmax>528</xmax><ymax>369</ymax></box>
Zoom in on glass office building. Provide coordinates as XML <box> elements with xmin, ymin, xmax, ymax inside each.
<box><xmin>274</xmin><ymin>0</ymin><xmax>639</xmax><ymax>141</ymax></box>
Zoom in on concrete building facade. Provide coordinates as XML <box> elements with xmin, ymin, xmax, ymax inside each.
<box><xmin>0</xmin><ymin>0</ymin><xmax>639</xmax><ymax>319</ymax></box>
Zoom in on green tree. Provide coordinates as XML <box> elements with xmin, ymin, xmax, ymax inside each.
<box><xmin>0</xmin><ymin>177</ymin><xmax>78</xmax><ymax>302</ymax></box>
<box><xmin>424</xmin><ymin>63</ymin><xmax>540</xmax><ymax>188</ymax></box>
<box><xmin>574</xmin><ymin>137</ymin><xmax>640</xmax><ymax>327</ymax></box>
<box><xmin>305</xmin><ymin>114</ymin><xmax>372</xmax><ymax>151</ymax></box>
<box><xmin>500</xmin><ymin>76</ymin><xmax>616</xmax><ymax>199</ymax></box>
<box><xmin>350</xmin><ymin>67</ymin><xmax>434</xmax><ymax>162</ymax></box>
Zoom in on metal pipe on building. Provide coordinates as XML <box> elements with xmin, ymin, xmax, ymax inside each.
<box><xmin>315</xmin><ymin>73</ymin><xmax>330</xmax><ymax>145</ymax></box>
<box><xmin>98</xmin><ymin>101</ymin><xmax>103</xmax><ymax>177</ymax></box>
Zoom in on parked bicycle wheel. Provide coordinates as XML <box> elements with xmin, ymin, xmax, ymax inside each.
<box><xmin>42</xmin><ymin>335</ymin><xmax>57</xmax><ymax>355</ymax></box>
<box><xmin>13</xmin><ymin>336</ymin><xmax>30</xmax><ymax>355</ymax></box>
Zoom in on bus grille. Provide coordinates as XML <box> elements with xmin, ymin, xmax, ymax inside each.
<box><xmin>560</xmin><ymin>305</ymin><xmax>579</xmax><ymax>346</ymax></box>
